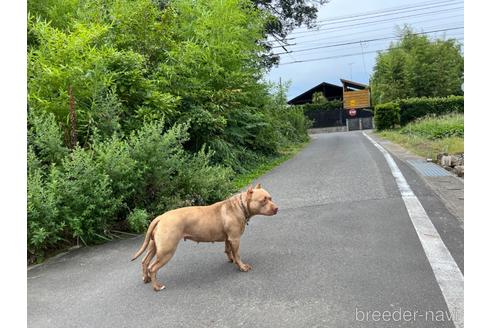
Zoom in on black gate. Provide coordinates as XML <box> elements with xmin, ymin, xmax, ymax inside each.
<box><xmin>304</xmin><ymin>108</ymin><xmax>373</xmax><ymax>128</ymax></box>
<box><xmin>346</xmin><ymin>117</ymin><xmax>373</xmax><ymax>131</ymax></box>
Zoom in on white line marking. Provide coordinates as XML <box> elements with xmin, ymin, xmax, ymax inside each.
<box><xmin>363</xmin><ymin>132</ymin><xmax>464</xmax><ymax>328</ymax></box>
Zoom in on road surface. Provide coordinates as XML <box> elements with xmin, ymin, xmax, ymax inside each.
<box><xmin>28</xmin><ymin>131</ymin><xmax>463</xmax><ymax>327</ymax></box>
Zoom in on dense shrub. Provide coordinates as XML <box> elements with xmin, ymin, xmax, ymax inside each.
<box><xmin>400</xmin><ymin>114</ymin><xmax>464</xmax><ymax>139</ymax></box>
<box><xmin>374</xmin><ymin>102</ymin><xmax>400</xmax><ymax>130</ymax></box>
<box><xmin>303</xmin><ymin>99</ymin><xmax>343</xmax><ymax>111</ymax></box>
<box><xmin>92</xmin><ymin>135</ymin><xmax>140</xmax><ymax>212</ymax></box>
<box><xmin>27</xmin><ymin>0</ymin><xmax>310</xmax><ymax>262</ymax></box>
<box><xmin>27</xmin><ymin>121</ymin><xmax>235</xmax><ymax>260</ymax></box>
<box><xmin>27</xmin><ymin>152</ymin><xmax>65</xmax><ymax>258</ymax></box>
<box><xmin>127</xmin><ymin>209</ymin><xmax>150</xmax><ymax>233</ymax></box>
<box><xmin>56</xmin><ymin>148</ymin><xmax>122</xmax><ymax>244</ymax></box>
<box><xmin>399</xmin><ymin>96</ymin><xmax>464</xmax><ymax>125</ymax></box>
<box><xmin>27</xmin><ymin>109</ymin><xmax>68</xmax><ymax>165</ymax></box>
<box><xmin>127</xmin><ymin>121</ymin><xmax>233</xmax><ymax>214</ymax></box>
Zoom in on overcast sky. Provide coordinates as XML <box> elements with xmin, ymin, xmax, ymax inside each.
<box><xmin>265</xmin><ymin>0</ymin><xmax>464</xmax><ymax>100</ymax></box>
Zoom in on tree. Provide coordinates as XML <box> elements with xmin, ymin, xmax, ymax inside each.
<box><xmin>370</xmin><ymin>27</ymin><xmax>464</xmax><ymax>104</ymax></box>
<box><xmin>312</xmin><ymin>91</ymin><xmax>327</xmax><ymax>104</ymax></box>
<box><xmin>254</xmin><ymin>0</ymin><xmax>329</xmax><ymax>67</ymax></box>
<box><xmin>254</xmin><ymin>0</ymin><xmax>329</xmax><ymax>38</ymax></box>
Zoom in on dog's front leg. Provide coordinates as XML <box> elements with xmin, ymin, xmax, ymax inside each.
<box><xmin>224</xmin><ymin>240</ymin><xmax>234</xmax><ymax>263</ymax></box>
<box><xmin>228</xmin><ymin>238</ymin><xmax>252</xmax><ymax>272</ymax></box>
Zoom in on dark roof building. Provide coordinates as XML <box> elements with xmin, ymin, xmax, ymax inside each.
<box><xmin>287</xmin><ymin>82</ymin><xmax>343</xmax><ymax>105</ymax></box>
<box><xmin>288</xmin><ymin>79</ymin><xmax>371</xmax><ymax>109</ymax></box>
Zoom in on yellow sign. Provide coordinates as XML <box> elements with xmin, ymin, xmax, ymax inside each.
<box><xmin>349</xmin><ymin>99</ymin><xmax>357</xmax><ymax>107</ymax></box>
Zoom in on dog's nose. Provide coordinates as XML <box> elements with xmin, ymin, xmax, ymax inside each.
<box><xmin>273</xmin><ymin>207</ymin><xmax>279</xmax><ymax>214</ymax></box>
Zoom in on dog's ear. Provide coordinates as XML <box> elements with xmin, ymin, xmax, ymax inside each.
<box><xmin>255</xmin><ymin>183</ymin><xmax>262</xmax><ymax>189</ymax></box>
<box><xmin>247</xmin><ymin>185</ymin><xmax>254</xmax><ymax>194</ymax></box>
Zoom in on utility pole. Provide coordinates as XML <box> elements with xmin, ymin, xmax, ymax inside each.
<box><xmin>348</xmin><ymin>62</ymin><xmax>354</xmax><ymax>80</ymax></box>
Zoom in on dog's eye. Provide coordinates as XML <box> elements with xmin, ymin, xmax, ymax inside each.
<box><xmin>263</xmin><ymin>196</ymin><xmax>268</xmax><ymax>202</ymax></box>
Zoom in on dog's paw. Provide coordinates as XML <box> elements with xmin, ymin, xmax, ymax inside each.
<box><xmin>239</xmin><ymin>263</ymin><xmax>252</xmax><ymax>272</ymax></box>
<box><xmin>143</xmin><ymin>276</ymin><xmax>151</xmax><ymax>284</ymax></box>
<box><xmin>153</xmin><ymin>283</ymin><xmax>166</xmax><ymax>291</ymax></box>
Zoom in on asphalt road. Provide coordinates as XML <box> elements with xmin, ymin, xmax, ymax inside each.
<box><xmin>27</xmin><ymin>131</ymin><xmax>463</xmax><ymax>328</ymax></box>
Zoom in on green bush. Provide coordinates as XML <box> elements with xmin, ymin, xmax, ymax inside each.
<box><xmin>400</xmin><ymin>114</ymin><xmax>464</xmax><ymax>139</ymax></box>
<box><xmin>177</xmin><ymin>149</ymin><xmax>234</xmax><ymax>205</ymax></box>
<box><xmin>57</xmin><ymin>148</ymin><xmax>121</xmax><ymax>244</ymax></box>
<box><xmin>27</xmin><ymin>153</ymin><xmax>65</xmax><ymax>259</ymax></box>
<box><xmin>303</xmin><ymin>99</ymin><xmax>343</xmax><ymax>111</ymax></box>
<box><xmin>27</xmin><ymin>109</ymin><xmax>68</xmax><ymax>165</ymax></box>
<box><xmin>399</xmin><ymin>96</ymin><xmax>464</xmax><ymax>125</ymax></box>
<box><xmin>374</xmin><ymin>102</ymin><xmax>400</xmax><ymax>130</ymax></box>
<box><xmin>92</xmin><ymin>135</ymin><xmax>140</xmax><ymax>212</ymax></box>
<box><xmin>127</xmin><ymin>209</ymin><xmax>149</xmax><ymax>233</ymax></box>
<box><xmin>127</xmin><ymin>122</ymin><xmax>190</xmax><ymax>212</ymax></box>
<box><xmin>26</xmin><ymin>0</ymin><xmax>311</xmax><ymax>262</ymax></box>
<box><xmin>127</xmin><ymin>121</ymin><xmax>234</xmax><ymax>214</ymax></box>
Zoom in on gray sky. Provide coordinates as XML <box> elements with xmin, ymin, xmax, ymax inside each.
<box><xmin>266</xmin><ymin>0</ymin><xmax>464</xmax><ymax>100</ymax></box>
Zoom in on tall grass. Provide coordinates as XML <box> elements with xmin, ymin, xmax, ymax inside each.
<box><xmin>399</xmin><ymin>114</ymin><xmax>464</xmax><ymax>139</ymax></box>
<box><xmin>377</xmin><ymin>114</ymin><xmax>464</xmax><ymax>160</ymax></box>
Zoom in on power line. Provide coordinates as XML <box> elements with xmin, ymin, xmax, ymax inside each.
<box><xmin>311</xmin><ymin>0</ymin><xmax>462</xmax><ymax>27</ymax></box>
<box><xmin>288</xmin><ymin>31</ymin><xmax>464</xmax><ymax>58</ymax></box>
<box><xmin>268</xmin><ymin>2</ymin><xmax>463</xmax><ymax>45</ymax></box>
<box><xmin>271</xmin><ymin>18</ymin><xmax>464</xmax><ymax>50</ymax></box>
<box><xmin>309</xmin><ymin>1</ymin><xmax>462</xmax><ymax>31</ymax></box>
<box><xmin>288</xmin><ymin>6</ymin><xmax>463</xmax><ymax>37</ymax></box>
<box><xmin>312</xmin><ymin>0</ymin><xmax>462</xmax><ymax>24</ymax></box>
<box><xmin>284</xmin><ymin>16</ymin><xmax>464</xmax><ymax>46</ymax></box>
<box><xmin>273</xmin><ymin>27</ymin><xmax>463</xmax><ymax>55</ymax></box>
<box><xmin>279</xmin><ymin>38</ymin><xmax>464</xmax><ymax>66</ymax></box>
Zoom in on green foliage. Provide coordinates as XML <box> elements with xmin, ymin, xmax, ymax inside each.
<box><xmin>370</xmin><ymin>27</ymin><xmax>464</xmax><ymax>104</ymax></box>
<box><xmin>127</xmin><ymin>122</ymin><xmax>190</xmax><ymax>212</ymax></box>
<box><xmin>374</xmin><ymin>102</ymin><xmax>400</xmax><ymax>130</ymax></box>
<box><xmin>116</xmin><ymin>121</ymin><xmax>233</xmax><ymax>214</ymax></box>
<box><xmin>27</xmin><ymin>153</ymin><xmax>65</xmax><ymax>258</ymax></box>
<box><xmin>312</xmin><ymin>92</ymin><xmax>327</xmax><ymax>104</ymax></box>
<box><xmin>27</xmin><ymin>0</ymin><xmax>310</xmax><ymax>262</ymax></box>
<box><xmin>27</xmin><ymin>109</ymin><xmax>68</xmax><ymax>165</ymax></box>
<box><xmin>377</xmin><ymin>114</ymin><xmax>464</xmax><ymax>160</ymax></box>
<box><xmin>57</xmin><ymin>148</ymin><xmax>121</xmax><ymax>244</ymax></box>
<box><xmin>127</xmin><ymin>209</ymin><xmax>150</xmax><ymax>233</ymax></box>
<box><xmin>374</xmin><ymin>95</ymin><xmax>464</xmax><ymax>129</ymax></box>
<box><xmin>303</xmin><ymin>99</ymin><xmax>343</xmax><ymax>111</ymax></box>
<box><xmin>398</xmin><ymin>95</ymin><xmax>464</xmax><ymax>125</ymax></box>
<box><xmin>92</xmin><ymin>135</ymin><xmax>140</xmax><ymax>211</ymax></box>
<box><xmin>400</xmin><ymin>114</ymin><xmax>464</xmax><ymax>139</ymax></box>
<box><xmin>257</xmin><ymin>0</ymin><xmax>326</xmax><ymax>67</ymax></box>
<box><xmin>28</xmin><ymin>0</ymin><xmax>79</xmax><ymax>30</ymax></box>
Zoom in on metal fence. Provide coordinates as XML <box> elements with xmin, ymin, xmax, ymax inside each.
<box><xmin>304</xmin><ymin>108</ymin><xmax>373</xmax><ymax>129</ymax></box>
<box><xmin>346</xmin><ymin>117</ymin><xmax>373</xmax><ymax>131</ymax></box>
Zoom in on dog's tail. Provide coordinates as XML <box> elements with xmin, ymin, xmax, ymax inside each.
<box><xmin>130</xmin><ymin>217</ymin><xmax>159</xmax><ymax>261</ymax></box>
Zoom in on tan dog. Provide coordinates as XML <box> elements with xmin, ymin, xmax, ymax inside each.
<box><xmin>131</xmin><ymin>184</ymin><xmax>279</xmax><ymax>291</ymax></box>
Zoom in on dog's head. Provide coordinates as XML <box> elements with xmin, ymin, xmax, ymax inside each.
<box><xmin>245</xmin><ymin>183</ymin><xmax>279</xmax><ymax>216</ymax></box>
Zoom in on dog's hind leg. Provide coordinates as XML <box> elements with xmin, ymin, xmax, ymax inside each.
<box><xmin>141</xmin><ymin>240</ymin><xmax>156</xmax><ymax>283</ymax></box>
<box><xmin>149</xmin><ymin>247</ymin><xmax>177</xmax><ymax>291</ymax></box>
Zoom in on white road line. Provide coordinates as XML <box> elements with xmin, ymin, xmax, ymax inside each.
<box><xmin>363</xmin><ymin>132</ymin><xmax>464</xmax><ymax>328</ymax></box>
